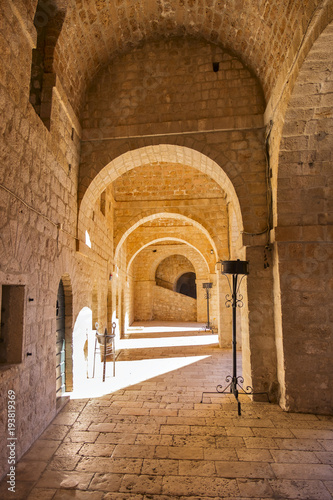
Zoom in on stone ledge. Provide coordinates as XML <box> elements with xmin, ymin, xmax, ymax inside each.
<box><xmin>242</xmin><ymin>232</ymin><xmax>268</xmax><ymax>247</ymax></box>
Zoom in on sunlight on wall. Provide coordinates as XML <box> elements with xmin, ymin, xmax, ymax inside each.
<box><xmin>85</xmin><ymin>230</ymin><xmax>92</xmax><ymax>248</ymax></box>
<box><xmin>72</xmin><ymin>307</ymin><xmax>93</xmax><ymax>388</ymax></box>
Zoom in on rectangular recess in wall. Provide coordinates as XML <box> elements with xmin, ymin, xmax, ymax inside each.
<box><xmin>0</xmin><ymin>285</ymin><xmax>25</xmax><ymax>364</ymax></box>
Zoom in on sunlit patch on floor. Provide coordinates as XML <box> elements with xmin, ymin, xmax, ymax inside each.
<box><xmin>69</xmin><ymin>321</ymin><xmax>219</xmax><ymax>399</ymax></box>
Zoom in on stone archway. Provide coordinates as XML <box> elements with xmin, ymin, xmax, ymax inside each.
<box><xmin>114</xmin><ymin>210</ymin><xmax>223</xmax><ymax>261</ymax></box>
<box><xmin>130</xmin><ymin>241</ymin><xmax>209</xmax><ymax>324</ymax></box>
<box><xmin>128</xmin><ymin>237</ymin><xmax>211</xmax><ymax>276</ymax></box>
<box><xmin>175</xmin><ymin>272</ymin><xmax>197</xmax><ymax>299</ymax></box>
<box><xmin>78</xmin><ymin>145</ymin><xmax>243</xmax><ymax>244</ymax></box>
<box><xmin>77</xmin><ymin>144</ymin><xmax>278</xmax><ymax>401</ymax></box>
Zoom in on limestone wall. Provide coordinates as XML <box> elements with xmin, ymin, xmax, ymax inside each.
<box><xmin>271</xmin><ymin>23</ymin><xmax>333</xmax><ymax>413</ymax></box>
<box><xmin>153</xmin><ymin>286</ymin><xmax>197</xmax><ymax>322</ymax></box>
<box><xmin>131</xmin><ymin>243</ymin><xmax>211</xmax><ymax>324</ymax></box>
<box><xmin>79</xmin><ymin>37</ymin><xmax>267</xmax><ymax>234</ymax></box>
<box><xmin>0</xmin><ymin>0</ymin><xmax>331</xmax><ymax>484</ymax></box>
<box><xmin>0</xmin><ymin>3</ymin><xmax>114</xmax><ymax>479</ymax></box>
<box><xmin>0</xmin><ymin>3</ymin><xmax>76</xmax><ymax>477</ymax></box>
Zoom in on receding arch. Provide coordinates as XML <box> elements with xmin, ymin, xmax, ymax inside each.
<box><xmin>175</xmin><ymin>272</ymin><xmax>197</xmax><ymax>299</ymax></box>
<box><xmin>78</xmin><ymin>145</ymin><xmax>243</xmax><ymax>241</ymax></box>
<box><xmin>115</xmin><ymin>212</ymin><xmax>220</xmax><ymax>264</ymax></box>
<box><xmin>127</xmin><ymin>238</ymin><xmax>211</xmax><ymax>276</ymax></box>
<box><xmin>155</xmin><ymin>254</ymin><xmax>196</xmax><ymax>292</ymax></box>
<box><xmin>114</xmin><ymin>206</ymin><xmax>226</xmax><ymax>258</ymax></box>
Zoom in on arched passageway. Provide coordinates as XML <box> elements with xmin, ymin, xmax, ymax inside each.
<box><xmin>76</xmin><ymin>139</ymin><xmax>277</xmax><ymax>406</ymax></box>
<box><xmin>176</xmin><ymin>272</ymin><xmax>197</xmax><ymax>299</ymax></box>
<box><xmin>2</xmin><ymin>1</ymin><xmax>333</xmax><ymax>485</ymax></box>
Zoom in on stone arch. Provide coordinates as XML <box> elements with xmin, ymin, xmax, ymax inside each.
<box><xmin>267</xmin><ymin>2</ymin><xmax>333</xmax><ymax>126</ymax></box>
<box><xmin>131</xmin><ymin>241</ymin><xmax>208</xmax><ymax>324</ymax></box>
<box><xmin>154</xmin><ymin>254</ymin><xmax>199</xmax><ymax>293</ymax></box>
<box><xmin>174</xmin><ymin>272</ymin><xmax>197</xmax><ymax>299</ymax></box>
<box><xmin>154</xmin><ymin>254</ymin><xmax>196</xmax><ymax>292</ymax></box>
<box><xmin>78</xmin><ymin>145</ymin><xmax>243</xmax><ymax>240</ymax></box>
<box><xmin>55</xmin><ymin>2</ymin><xmax>329</xmax><ymax>116</ymax></box>
<box><xmin>115</xmin><ymin>212</ymin><xmax>220</xmax><ymax>264</ymax></box>
<box><xmin>266</xmin><ymin>4</ymin><xmax>333</xmax><ymax>227</ymax></box>
<box><xmin>128</xmin><ymin>238</ymin><xmax>211</xmax><ymax>277</ymax></box>
<box><xmin>114</xmin><ymin>208</ymin><xmax>225</xmax><ymax>259</ymax></box>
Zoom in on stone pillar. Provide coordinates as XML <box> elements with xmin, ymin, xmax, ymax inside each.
<box><xmin>216</xmin><ymin>269</ymin><xmax>233</xmax><ymax>348</ymax></box>
<box><xmin>107</xmin><ymin>282</ymin><xmax>112</xmax><ymax>332</ymax></box>
<box><xmin>134</xmin><ymin>280</ymin><xmax>155</xmax><ymax>321</ymax></box>
<box><xmin>241</xmin><ymin>236</ymin><xmax>278</xmax><ymax>402</ymax></box>
<box><xmin>272</xmin><ymin>226</ymin><xmax>333</xmax><ymax>414</ymax></box>
<box><xmin>111</xmin><ymin>278</ymin><xmax>120</xmax><ymax>342</ymax></box>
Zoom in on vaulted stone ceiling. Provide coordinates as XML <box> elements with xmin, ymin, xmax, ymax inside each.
<box><xmin>51</xmin><ymin>0</ymin><xmax>324</xmax><ymax>115</ymax></box>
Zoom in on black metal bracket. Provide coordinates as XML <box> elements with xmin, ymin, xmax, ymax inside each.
<box><xmin>201</xmin><ymin>376</ymin><xmax>270</xmax><ymax>416</ymax></box>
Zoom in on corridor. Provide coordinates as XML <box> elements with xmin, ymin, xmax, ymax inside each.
<box><xmin>1</xmin><ymin>323</ymin><xmax>332</xmax><ymax>499</ymax></box>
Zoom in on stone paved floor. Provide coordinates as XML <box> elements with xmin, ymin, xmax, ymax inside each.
<box><xmin>1</xmin><ymin>322</ymin><xmax>333</xmax><ymax>500</ymax></box>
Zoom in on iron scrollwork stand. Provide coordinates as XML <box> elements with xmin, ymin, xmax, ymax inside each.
<box><xmin>201</xmin><ymin>260</ymin><xmax>270</xmax><ymax>416</ymax></box>
<box><xmin>202</xmin><ymin>282</ymin><xmax>213</xmax><ymax>331</ymax></box>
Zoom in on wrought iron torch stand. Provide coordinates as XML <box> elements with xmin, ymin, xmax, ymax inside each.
<box><xmin>202</xmin><ymin>282</ymin><xmax>213</xmax><ymax>331</ymax></box>
<box><xmin>201</xmin><ymin>260</ymin><xmax>270</xmax><ymax>416</ymax></box>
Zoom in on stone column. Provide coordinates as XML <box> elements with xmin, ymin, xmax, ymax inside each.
<box><xmin>241</xmin><ymin>235</ymin><xmax>278</xmax><ymax>402</ymax></box>
<box><xmin>134</xmin><ymin>280</ymin><xmax>155</xmax><ymax>321</ymax></box>
<box><xmin>216</xmin><ymin>269</ymin><xmax>233</xmax><ymax>348</ymax></box>
<box><xmin>272</xmin><ymin>226</ymin><xmax>333</xmax><ymax>414</ymax></box>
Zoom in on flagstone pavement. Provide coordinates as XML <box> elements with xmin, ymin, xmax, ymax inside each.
<box><xmin>1</xmin><ymin>322</ymin><xmax>332</xmax><ymax>500</ymax></box>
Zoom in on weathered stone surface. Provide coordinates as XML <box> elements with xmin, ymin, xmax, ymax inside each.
<box><xmin>0</xmin><ymin>0</ymin><xmax>332</xmax><ymax>490</ymax></box>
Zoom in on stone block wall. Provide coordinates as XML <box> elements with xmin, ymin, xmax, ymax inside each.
<box><xmin>79</xmin><ymin>37</ymin><xmax>267</xmax><ymax>235</ymax></box>
<box><xmin>134</xmin><ymin>281</ymin><xmax>155</xmax><ymax>321</ymax></box>
<box><xmin>1</xmin><ymin>0</ymin><xmax>331</xmax><ymax>484</ymax></box>
<box><xmin>0</xmin><ymin>3</ymin><xmax>81</xmax><ymax>476</ymax></box>
<box><xmin>131</xmin><ymin>243</ymin><xmax>213</xmax><ymax>324</ymax></box>
<box><xmin>270</xmin><ymin>23</ymin><xmax>333</xmax><ymax>414</ymax></box>
<box><xmin>153</xmin><ymin>286</ymin><xmax>197</xmax><ymax>322</ymax></box>
<box><xmin>0</xmin><ymin>3</ymin><xmax>115</xmax><ymax>479</ymax></box>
